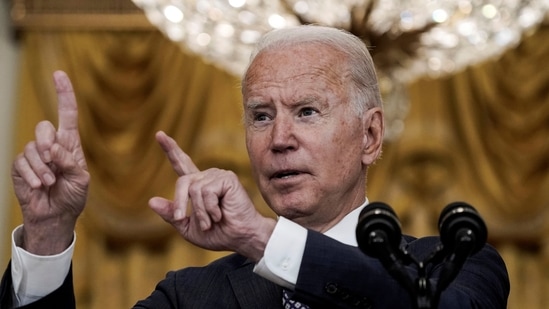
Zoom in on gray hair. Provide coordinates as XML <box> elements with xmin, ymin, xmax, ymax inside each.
<box><xmin>242</xmin><ymin>25</ymin><xmax>383</xmax><ymax>115</ymax></box>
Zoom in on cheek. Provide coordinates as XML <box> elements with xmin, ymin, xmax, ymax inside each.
<box><xmin>246</xmin><ymin>141</ymin><xmax>258</xmax><ymax>164</ymax></box>
<box><xmin>246</xmin><ymin>135</ymin><xmax>266</xmax><ymax>164</ymax></box>
<box><xmin>327</xmin><ymin>127</ymin><xmax>363</xmax><ymax>167</ymax></box>
<box><xmin>329</xmin><ymin>122</ymin><xmax>360</xmax><ymax>150</ymax></box>
<box><xmin>246</xmin><ymin>143</ymin><xmax>262</xmax><ymax>183</ymax></box>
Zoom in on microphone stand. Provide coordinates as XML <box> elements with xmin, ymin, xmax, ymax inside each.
<box><xmin>367</xmin><ymin>231</ymin><xmax>439</xmax><ymax>309</ymax></box>
<box><xmin>375</xmin><ymin>238</ymin><xmax>475</xmax><ymax>309</ymax></box>
<box><xmin>391</xmin><ymin>247</ymin><xmax>437</xmax><ymax>309</ymax></box>
<box><xmin>431</xmin><ymin>229</ymin><xmax>477</xmax><ymax>306</ymax></box>
<box><xmin>357</xmin><ymin>202</ymin><xmax>486</xmax><ymax>309</ymax></box>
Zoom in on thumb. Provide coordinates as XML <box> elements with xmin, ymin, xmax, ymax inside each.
<box><xmin>149</xmin><ymin>196</ymin><xmax>186</xmax><ymax>222</ymax></box>
<box><xmin>50</xmin><ymin>143</ymin><xmax>89</xmax><ymax>183</ymax></box>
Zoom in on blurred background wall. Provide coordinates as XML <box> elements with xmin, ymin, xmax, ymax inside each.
<box><xmin>0</xmin><ymin>0</ymin><xmax>20</xmax><ymax>264</ymax></box>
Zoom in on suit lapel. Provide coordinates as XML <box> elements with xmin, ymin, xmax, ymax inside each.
<box><xmin>227</xmin><ymin>262</ymin><xmax>283</xmax><ymax>309</ymax></box>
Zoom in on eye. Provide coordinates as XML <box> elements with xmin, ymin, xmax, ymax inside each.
<box><xmin>255</xmin><ymin>113</ymin><xmax>270</xmax><ymax>122</ymax></box>
<box><xmin>250</xmin><ymin>112</ymin><xmax>272</xmax><ymax>123</ymax></box>
<box><xmin>299</xmin><ymin>107</ymin><xmax>318</xmax><ymax>117</ymax></box>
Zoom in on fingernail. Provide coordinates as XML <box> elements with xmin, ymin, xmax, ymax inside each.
<box><xmin>174</xmin><ymin>209</ymin><xmax>184</xmax><ymax>220</ymax></box>
<box><xmin>43</xmin><ymin>173</ymin><xmax>55</xmax><ymax>186</ymax></box>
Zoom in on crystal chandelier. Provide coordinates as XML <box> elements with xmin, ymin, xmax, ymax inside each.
<box><xmin>131</xmin><ymin>0</ymin><xmax>549</xmax><ymax>139</ymax></box>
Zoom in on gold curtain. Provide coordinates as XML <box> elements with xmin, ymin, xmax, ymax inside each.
<box><xmin>6</xmin><ymin>25</ymin><xmax>549</xmax><ymax>308</ymax></box>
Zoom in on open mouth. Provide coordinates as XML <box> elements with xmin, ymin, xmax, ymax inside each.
<box><xmin>272</xmin><ymin>170</ymin><xmax>301</xmax><ymax>179</ymax></box>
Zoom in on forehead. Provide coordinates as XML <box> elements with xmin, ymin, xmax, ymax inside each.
<box><xmin>243</xmin><ymin>42</ymin><xmax>350</xmax><ymax>98</ymax></box>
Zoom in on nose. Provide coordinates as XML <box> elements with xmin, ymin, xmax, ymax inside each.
<box><xmin>270</xmin><ymin>115</ymin><xmax>297</xmax><ymax>153</ymax></box>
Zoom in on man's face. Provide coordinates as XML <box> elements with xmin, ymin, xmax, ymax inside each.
<box><xmin>243</xmin><ymin>43</ymin><xmax>376</xmax><ymax>230</ymax></box>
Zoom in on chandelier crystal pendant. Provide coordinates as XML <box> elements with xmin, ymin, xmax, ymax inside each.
<box><xmin>132</xmin><ymin>0</ymin><xmax>549</xmax><ymax>140</ymax></box>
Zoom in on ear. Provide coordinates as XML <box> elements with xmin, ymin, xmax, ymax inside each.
<box><xmin>362</xmin><ymin>107</ymin><xmax>384</xmax><ymax>165</ymax></box>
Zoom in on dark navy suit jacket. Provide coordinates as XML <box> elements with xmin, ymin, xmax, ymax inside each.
<box><xmin>1</xmin><ymin>231</ymin><xmax>509</xmax><ymax>308</ymax></box>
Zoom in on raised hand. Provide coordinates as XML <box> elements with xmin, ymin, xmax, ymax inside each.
<box><xmin>149</xmin><ymin>131</ymin><xmax>276</xmax><ymax>261</ymax></box>
<box><xmin>11</xmin><ymin>71</ymin><xmax>90</xmax><ymax>255</ymax></box>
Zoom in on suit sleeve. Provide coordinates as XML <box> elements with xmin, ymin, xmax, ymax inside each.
<box><xmin>293</xmin><ymin>231</ymin><xmax>509</xmax><ymax>309</ymax></box>
<box><xmin>434</xmin><ymin>241</ymin><xmax>509</xmax><ymax>308</ymax></box>
<box><xmin>0</xmin><ymin>261</ymin><xmax>76</xmax><ymax>309</ymax></box>
<box><xmin>132</xmin><ymin>271</ymin><xmax>179</xmax><ymax>309</ymax></box>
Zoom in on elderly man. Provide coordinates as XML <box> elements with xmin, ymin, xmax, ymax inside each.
<box><xmin>1</xmin><ymin>25</ymin><xmax>509</xmax><ymax>308</ymax></box>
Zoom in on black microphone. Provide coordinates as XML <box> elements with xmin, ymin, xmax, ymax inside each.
<box><xmin>436</xmin><ymin>202</ymin><xmax>487</xmax><ymax>293</ymax></box>
<box><xmin>438</xmin><ymin>201</ymin><xmax>487</xmax><ymax>257</ymax></box>
<box><xmin>356</xmin><ymin>202</ymin><xmax>402</xmax><ymax>259</ymax></box>
<box><xmin>356</xmin><ymin>202</ymin><xmax>415</xmax><ymax>295</ymax></box>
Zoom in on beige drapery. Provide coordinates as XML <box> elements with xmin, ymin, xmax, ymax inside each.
<box><xmin>5</xmin><ymin>24</ymin><xmax>549</xmax><ymax>308</ymax></box>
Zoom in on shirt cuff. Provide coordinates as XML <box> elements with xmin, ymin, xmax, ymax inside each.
<box><xmin>253</xmin><ymin>217</ymin><xmax>307</xmax><ymax>289</ymax></box>
<box><xmin>11</xmin><ymin>225</ymin><xmax>75</xmax><ymax>306</ymax></box>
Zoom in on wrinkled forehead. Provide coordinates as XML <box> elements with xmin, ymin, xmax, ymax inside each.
<box><xmin>242</xmin><ymin>42</ymin><xmax>350</xmax><ymax>95</ymax></box>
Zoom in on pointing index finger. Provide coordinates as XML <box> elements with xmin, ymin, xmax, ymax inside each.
<box><xmin>53</xmin><ymin>70</ymin><xmax>79</xmax><ymax>133</ymax></box>
<box><xmin>156</xmin><ymin>131</ymin><xmax>200</xmax><ymax>176</ymax></box>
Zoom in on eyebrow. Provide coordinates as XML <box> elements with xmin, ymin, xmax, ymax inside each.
<box><xmin>244</xmin><ymin>95</ymin><xmax>324</xmax><ymax>113</ymax></box>
<box><xmin>296</xmin><ymin>97</ymin><xmax>318</xmax><ymax>106</ymax></box>
<box><xmin>244</xmin><ymin>101</ymin><xmax>269</xmax><ymax>111</ymax></box>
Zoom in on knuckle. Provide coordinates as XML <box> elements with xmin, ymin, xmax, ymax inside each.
<box><xmin>176</xmin><ymin>175</ymin><xmax>190</xmax><ymax>187</ymax></box>
<box><xmin>226</xmin><ymin>170</ymin><xmax>238</xmax><ymax>179</ymax></box>
<box><xmin>188</xmin><ymin>183</ymin><xmax>201</xmax><ymax>197</ymax></box>
<box><xmin>24</xmin><ymin>141</ymin><xmax>36</xmax><ymax>153</ymax></box>
<box><xmin>11</xmin><ymin>155</ymin><xmax>24</xmax><ymax>172</ymax></box>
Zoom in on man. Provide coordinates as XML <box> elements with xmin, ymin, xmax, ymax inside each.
<box><xmin>1</xmin><ymin>25</ymin><xmax>509</xmax><ymax>308</ymax></box>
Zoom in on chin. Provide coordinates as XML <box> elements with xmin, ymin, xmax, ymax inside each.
<box><xmin>272</xmin><ymin>203</ymin><xmax>312</xmax><ymax>220</ymax></box>
<box><xmin>264</xmin><ymin>189</ymin><xmax>317</xmax><ymax>216</ymax></box>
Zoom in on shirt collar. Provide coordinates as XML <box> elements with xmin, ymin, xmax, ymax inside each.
<box><xmin>323</xmin><ymin>198</ymin><xmax>369</xmax><ymax>247</ymax></box>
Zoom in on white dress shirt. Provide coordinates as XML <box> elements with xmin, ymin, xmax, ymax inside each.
<box><xmin>10</xmin><ymin>225</ymin><xmax>74</xmax><ymax>306</ymax></box>
<box><xmin>253</xmin><ymin>200</ymin><xmax>367</xmax><ymax>288</ymax></box>
<box><xmin>10</xmin><ymin>200</ymin><xmax>367</xmax><ymax>305</ymax></box>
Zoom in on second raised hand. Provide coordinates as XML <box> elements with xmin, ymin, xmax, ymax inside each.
<box><xmin>149</xmin><ymin>131</ymin><xmax>275</xmax><ymax>259</ymax></box>
<box><xmin>150</xmin><ymin>131</ymin><xmax>221</xmax><ymax>228</ymax></box>
<box><xmin>154</xmin><ymin>131</ymin><xmax>199</xmax><ymax>177</ymax></box>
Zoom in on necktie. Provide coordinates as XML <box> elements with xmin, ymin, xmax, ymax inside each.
<box><xmin>282</xmin><ymin>289</ymin><xmax>310</xmax><ymax>309</ymax></box>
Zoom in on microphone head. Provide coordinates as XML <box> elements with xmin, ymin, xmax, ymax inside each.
<box><xmin>356</xmin><ymin>202</ymin><xmax>402</xmax><ymax>258</ymax></box>
<box><xmin>438</xmin><ymin>202</ymin><xmax>488</xmax><ymax>254</ymax></box>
